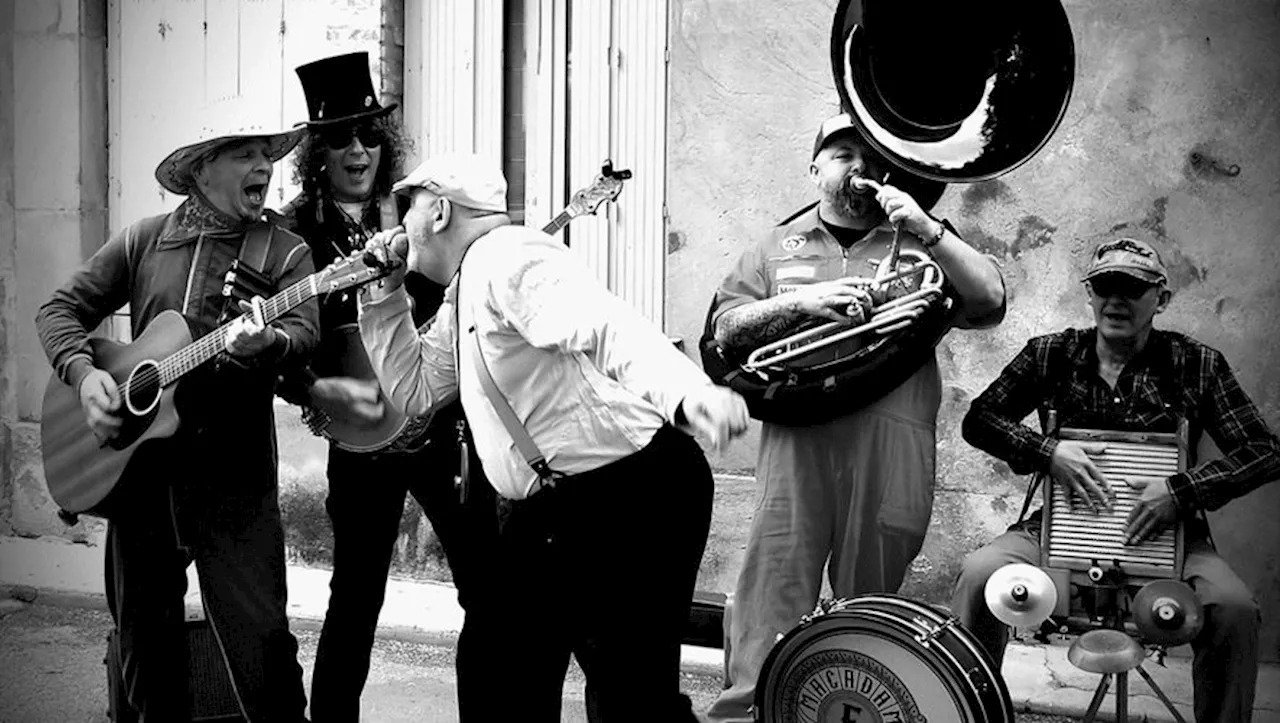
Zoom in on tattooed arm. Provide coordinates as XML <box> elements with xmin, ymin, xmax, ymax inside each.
<box><xmin>714</xmin><ymin>278</ymin><xmax>874</xmax><ymax>352</ymax></box>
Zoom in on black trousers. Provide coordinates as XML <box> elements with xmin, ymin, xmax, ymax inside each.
<box><xmin>105</xmin><ymin>440</ymin><xmax>308</xmax><ymax>723</ymax></box>
<box><xmin>309</xmin><ymin>423</ymin><xmax>501</xmax><ymax>723</ymax></box>
<box><xmin>491</xmin><ymin>425</ymin><xmax>713</xmax><ymax>722</ymax></box>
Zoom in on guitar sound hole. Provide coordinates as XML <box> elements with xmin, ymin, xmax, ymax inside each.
<box><xmin>124</xmin><ymin>360</ymin><xmax>163</xmax><ymax>417</ymax></box>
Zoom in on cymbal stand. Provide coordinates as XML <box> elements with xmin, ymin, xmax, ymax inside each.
<box><xmin>1071</xmin><ymin>563</ymin><xmax>1188</xmax><ymax>723</ymax></box>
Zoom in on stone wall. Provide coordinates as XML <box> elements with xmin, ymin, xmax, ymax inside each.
<box><xmin>666</xmin><ymin>0</ymin><xmax>1280</xmax><ymax>660</ymax></box>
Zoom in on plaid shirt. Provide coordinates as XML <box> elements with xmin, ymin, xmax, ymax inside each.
<box><xmin>962</xmin><ymin>327</ymin><xmax>1280</xmax><ymax>513</ymax></box>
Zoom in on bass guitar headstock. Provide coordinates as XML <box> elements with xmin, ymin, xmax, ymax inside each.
<box><xmin>563</xmin><ymin>159</ymin><xmax>633</xmax><ymax>220</ymax></box>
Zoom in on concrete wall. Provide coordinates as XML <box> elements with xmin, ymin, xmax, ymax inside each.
<box><xmin>0</xmin><ymin>0</ymin><xmax>13</xmax><ymax>537</ymax></box>
<box><xmin>0</xmin><ymin>0</ymin><xmax>107</xmax><ymax>543</ymax></box>
<box><xmin>666</xmin><ymin>0</ymin><xmax>1280</xmax><ymax>660</ymax></box>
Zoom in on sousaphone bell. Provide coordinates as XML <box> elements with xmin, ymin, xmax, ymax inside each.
<box><xmin>830</xmin><ymin>0</ymin><xmax>1076</xmax><ymax>183</ymax></box>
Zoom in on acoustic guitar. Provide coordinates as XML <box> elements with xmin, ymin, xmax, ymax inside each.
<box><xmin>40</xmin><ymin>249</ymin><xmax>395</xmax><ymax>516</ymax></box>
<box><xmin>302</xmin><ymin>160</ymin><xmax>633</xmax><ymax>453</ymax></box>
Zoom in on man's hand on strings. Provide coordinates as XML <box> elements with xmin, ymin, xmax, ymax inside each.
<box><xmin>225</xmin><ymin>298</ymin><xmax>280</xmax><ymax>358</ymax></box>
<box><xmin>311</xmin><ymin>377</ymin><xmax>387</xmax><ymax>428</ymax></box>
<box><xmin>79</xmin><ymin>368</ymin><xmax>123</xmax><ymax>444</ymax></box>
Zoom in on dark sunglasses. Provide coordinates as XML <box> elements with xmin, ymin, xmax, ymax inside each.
<box><xmin>320</xmin><ymin>124</ymin><xmax>386</xmax><ymax>150</ymax></box>
<box><xmin>1087</xmin><ymin>274</ymin><xmax>1157</xmax><ymax>299</ymax></box>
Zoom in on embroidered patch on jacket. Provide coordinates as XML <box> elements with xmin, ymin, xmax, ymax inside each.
<box><xmin>780</xmin><ymin>234</ymin><xmax>807</xmax><ymax>252</ymax></box>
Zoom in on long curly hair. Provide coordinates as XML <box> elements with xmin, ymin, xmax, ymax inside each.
<box><xmin>290</xmin><ymin>113</ymin><xmax>410</xmax><ymax>201</ymax></box>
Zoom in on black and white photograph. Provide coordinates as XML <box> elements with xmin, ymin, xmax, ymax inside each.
<box><xmin>1</xmin><ymin>0</ymin><xmax>1278</xmax><ymax>721</ymax></box>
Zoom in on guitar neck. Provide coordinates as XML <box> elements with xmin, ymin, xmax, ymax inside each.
<box><xmin>542</xmin><ymin>209</ymin><xmax>577</xmax><ymax>237</ymax></box>
<box><xmin>156</xmin><ymin>275</ymin><xmax>318</xmax><ymax>386</ymax></box>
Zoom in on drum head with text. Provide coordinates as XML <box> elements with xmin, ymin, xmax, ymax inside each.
<box><xmin>755</xmin><ymin>596</ymin><xmax>1012</xmax><ymax>723</ymax></box>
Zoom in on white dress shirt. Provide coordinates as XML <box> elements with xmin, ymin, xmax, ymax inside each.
<box><xmin>358</xmin><ymin>224</ymin><xmax>715</xmax><ymax>499</ymax></box>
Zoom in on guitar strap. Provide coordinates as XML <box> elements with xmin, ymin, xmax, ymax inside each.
<box><xmin>379</xmin><ymin>193</ymin><xmax>399</xmax><ymax>231</ymax></box>
<box><xmin>216</xmin><ymin>224</ymin><xmax>276</xmax><ymax>324</ymax></box>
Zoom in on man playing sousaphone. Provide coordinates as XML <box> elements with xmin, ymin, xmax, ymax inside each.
<box><xmin>952</xmin><ymin>238</ymin><xmax>1280</xmax><ymax>723</ymax></box>
<box><xmin>703</xmin><ymin>112</ymin><xmax>1007</xmax><ymax>721</ymax></box>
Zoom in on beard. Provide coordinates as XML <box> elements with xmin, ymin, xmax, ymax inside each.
<box><xmin>821</xmin><ymin>174</ymin><xmax>884</xmax><ymax>222</ymax></box>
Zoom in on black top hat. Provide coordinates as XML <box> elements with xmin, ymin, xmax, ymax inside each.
<box><xmin>295</xmin><ymin>52</ymin><xmax>398</xmax><ymax>127</ymax></box>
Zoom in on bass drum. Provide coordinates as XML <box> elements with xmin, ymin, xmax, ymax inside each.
<box><xmin>754</xmin><ymin>595</ymin><xmax>1011</xmax><ymax>723</ymax></box>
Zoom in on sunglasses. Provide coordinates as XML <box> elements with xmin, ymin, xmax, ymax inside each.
<box><xmin>1087</xmin><ymin>274</ymin><xmax>1158</xmax><ymax>299</ymax></box>
<box><xmin>320</xmin><ymin>124</ymin><xmax>386</xmax><ymax>150</ymax></box>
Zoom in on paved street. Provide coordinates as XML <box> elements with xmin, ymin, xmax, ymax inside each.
<box><xmin>0</xmin><ymin>601</ymin><xmax>1088</xmax><ymax>723</ymax></box>
<box><xmin>0</xmin><ymin>601</ymin><xmax>730</xmax><ymax>723</ymax></box>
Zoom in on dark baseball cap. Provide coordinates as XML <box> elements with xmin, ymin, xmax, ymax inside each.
<box><xmin>1084</xmin><ymin>237</ymin><xmax>1168</xmax><ymax>284</ymax></box>
<box><xmin>812</xmin><ymin>113</ymin><xmax>863</xmax><ymax>160</ymax></box>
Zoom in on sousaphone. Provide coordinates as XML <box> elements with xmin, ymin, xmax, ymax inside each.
<box><xmin>702</xmin><ymin>0</ymin><xmax>1075</xmax><ymax>426</ymax></box>
<box><xmin>832</xmin><ymin>0</ymin><xmax>1075</xmax><ymax>183</ymax></box>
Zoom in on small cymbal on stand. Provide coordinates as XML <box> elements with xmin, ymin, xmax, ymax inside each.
<box><xmin>984</xmin><ymin>563</ymin><xmax>1057</xmax><ymax>628</ymax></box>
<box><xmin>1132</xmin><ymin>579</ymin><xmax>1204</xmax><ymax>646</ymax></box>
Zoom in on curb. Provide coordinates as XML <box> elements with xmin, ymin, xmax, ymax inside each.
<box><xmin>1</xmin><ymin>582</ymin><xmax>725</xmax><ymax>681</ymax></box>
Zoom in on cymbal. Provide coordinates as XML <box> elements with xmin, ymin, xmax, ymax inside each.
<box><xmin>984</xmin><ymin>563</ymin><xmax>1057</xmax><ymax>628</ymax></box>
<box><xmin>1132</xmin><ymin>579</ymin><xmax>1204</xmax><ymax>646</ymax></box>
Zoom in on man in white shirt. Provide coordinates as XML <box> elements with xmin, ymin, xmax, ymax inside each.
<box><xmin>357</xmin><ymin>154</ymin><xmax>750</xmax><ymax>721</ymax></box>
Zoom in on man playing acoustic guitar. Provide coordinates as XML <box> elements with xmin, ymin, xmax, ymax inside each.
<box><xmin>273</xmin><ymin>52</ymin><xmax>503</xmax><ymax>722</ymax></box>
<box><xmin>35</xmin><ymin>120</ymin><xmax>317</xmax><ymax>721</ymax></box>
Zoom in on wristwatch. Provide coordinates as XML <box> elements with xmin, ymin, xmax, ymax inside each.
<box><xmin>921</xmin><ymin>217</ymin><xmax>955</xmax><ymax>249</ymax></box>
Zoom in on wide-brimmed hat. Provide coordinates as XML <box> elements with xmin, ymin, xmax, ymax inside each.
<box><xmin>154</xmin><ymin>124</ymin><xmax>304</xmax><ymax>196</ymax></box>
<box><xmin>295</xmin><ymin>52</ymin><xmax>397</xmax><ymax>128</ymax></box>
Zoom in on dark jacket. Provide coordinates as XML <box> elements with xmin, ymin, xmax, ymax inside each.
<box><xmin>36</xmin><ymin>197</ymin><xmax>319</xmax><ymax>456</ymax></box>
<box><xmin>276</xmin><ymin>192</ymin><xmax>462</xmax><ymax>441</ymax></box>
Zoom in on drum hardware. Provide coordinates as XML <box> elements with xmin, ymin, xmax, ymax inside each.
<box><xmin>910</xmin><ymin>614</ymin><xmax>959</xmax><ymax>648</ymax></box>
<box><xmin>1066</xmin><ymin>626</ymin><xmax>1190</xmax><ymax>723</ymax></box>
<box><xmin>982</xmin><ymin>415</ymin><xmax>1199</xmax><ymax>722</ymax></box>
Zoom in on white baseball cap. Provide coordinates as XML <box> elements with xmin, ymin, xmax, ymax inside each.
<box><xmin>392</xmin><ymin>154</ymin><xmax>508</xmax><ymax>213</ymax></box>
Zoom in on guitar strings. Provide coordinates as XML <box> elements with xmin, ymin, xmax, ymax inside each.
<box><xmin>116</xmin><ymin>272</ymin><xmax>324</xmax><ymax>408</ymax></box>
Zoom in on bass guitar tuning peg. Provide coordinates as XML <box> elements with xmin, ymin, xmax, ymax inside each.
<box><xmin>600</xmin><ymin>158</ymin><xmax>633</xmax><ymax>181</ymax></box>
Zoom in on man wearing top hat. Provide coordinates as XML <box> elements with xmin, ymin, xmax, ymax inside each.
<box><xmin>952</xmin><ymin>237</ymin><xmax>1280</xmax><ymax>723</ymax></box>
<box><xmin>275</xmin><ymin>52</ymin><xmax>501</xmax><ymax>722</ymax></box>
<box><xmin>36</xmin><ymin>121</ymin><xmax>318</xmax><ymax>720</ymax></box>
